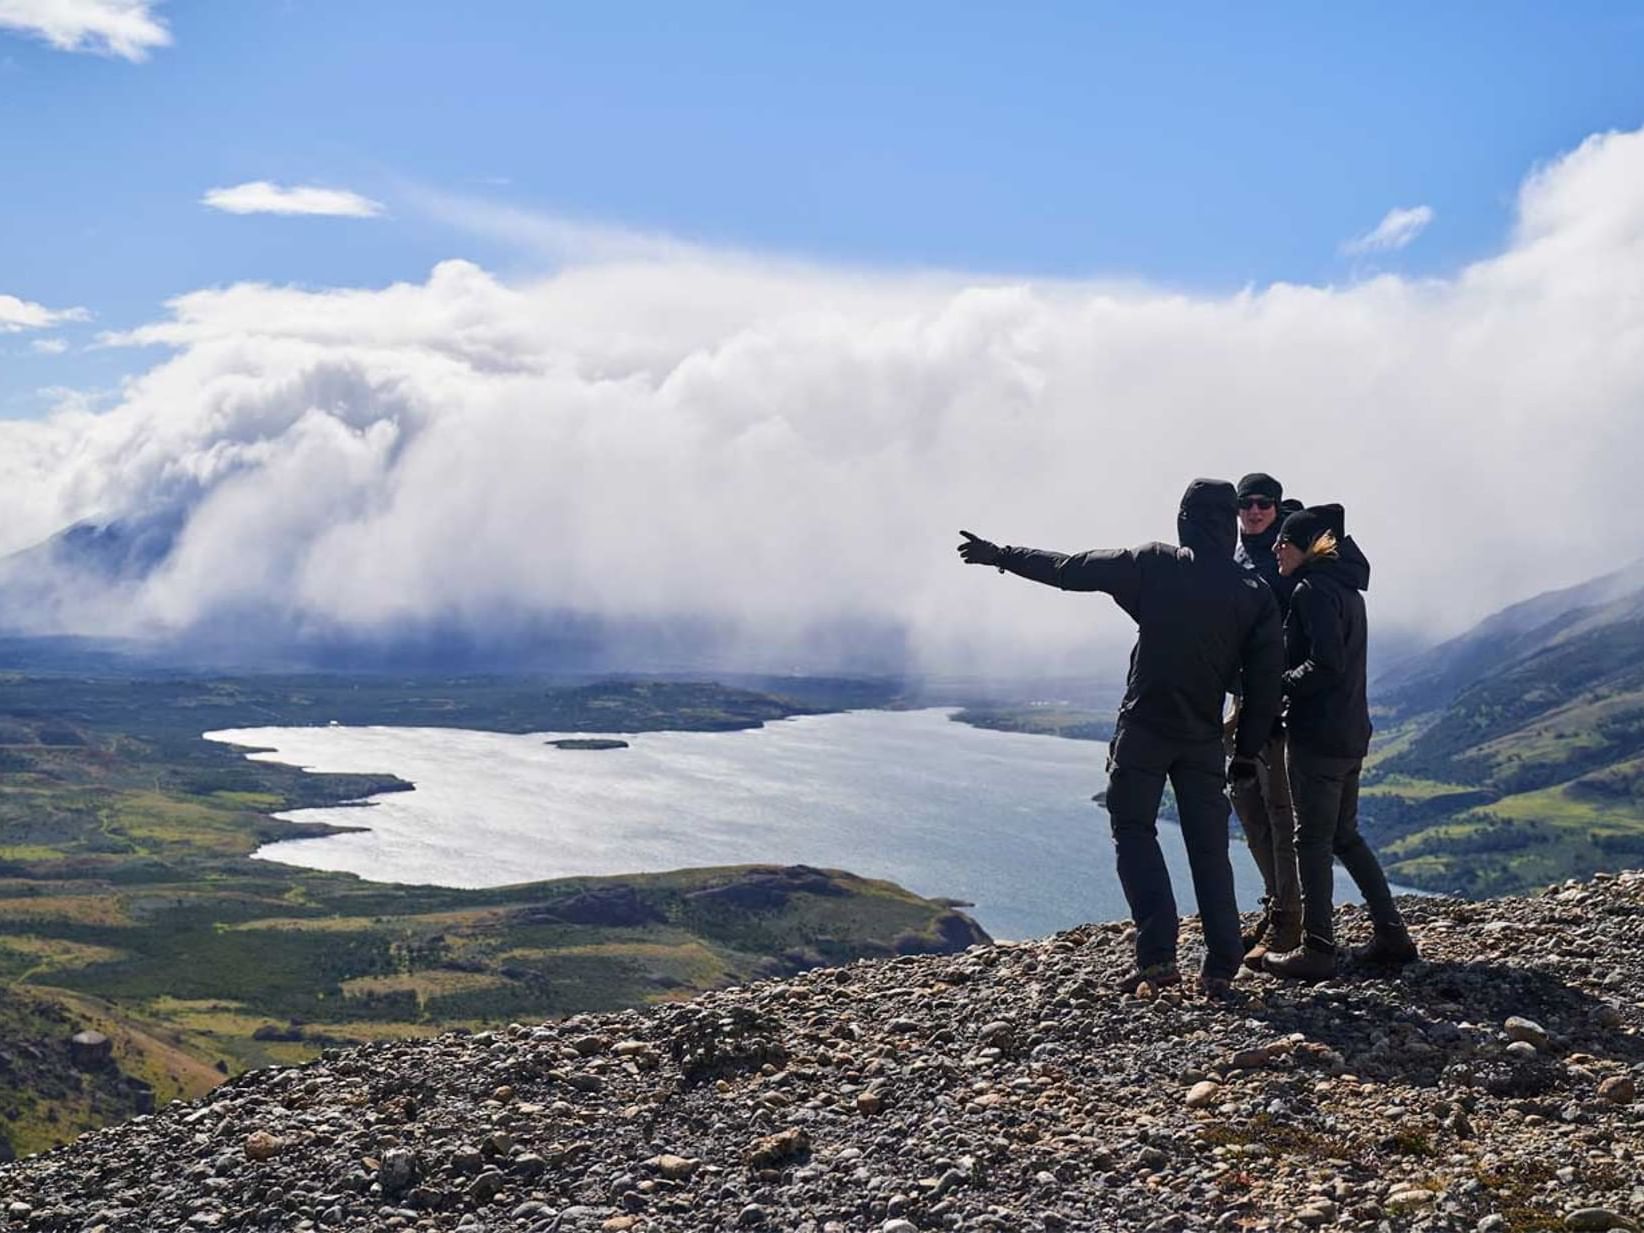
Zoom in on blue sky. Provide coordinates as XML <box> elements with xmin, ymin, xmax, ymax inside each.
<box><xmin>4</xmin><ymin>1</ymin><xmax>1644</xmax><ymax>418</ymax></box>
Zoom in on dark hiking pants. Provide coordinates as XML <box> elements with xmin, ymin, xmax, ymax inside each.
<box><xmin>1287</xmin><ymin>746</ymin><xmax>1404</xmax><ymax>948</ymax></box>
<box><xmin>1105</xmin><ymin>722</ymin><xmax>1243</xmax><ymax>981</ymax></box>
<box><xmin>1229</xmin><ymin>731</ymin><xmax>1300</xmax><ymax>917</ymax></box>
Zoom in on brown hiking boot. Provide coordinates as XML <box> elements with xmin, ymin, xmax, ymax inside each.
<box><xmin>1242</xmin><ymin>909</ymin><xmax>1302</xmax><ymax>972</ymax></box>
<box><xmin>1352</xmin><ymin>925</ymin><xmax>1418</xmax><ymax>966</ymax></box>
<box><xmin>1240</xmin><ymin>898</ymin><xmax>1272</xmax><ymax>951</ymax></box>
<box><xmin>1262</xmin><ymin>939</ymin><xmax>1338</xmax><ymax>982</ymax></box>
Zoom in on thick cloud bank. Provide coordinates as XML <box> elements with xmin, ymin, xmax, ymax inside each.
<box><xmin>5</xmin><ymin>128</ymin><xmax>1644</xmax><ymax>675</ymax></box>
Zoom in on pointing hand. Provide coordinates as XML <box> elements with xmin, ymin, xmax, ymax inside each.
<box><xmin>957</xmin><ymin>530</ymin><xmax>1002</xmax><ymax>567</ymax></box>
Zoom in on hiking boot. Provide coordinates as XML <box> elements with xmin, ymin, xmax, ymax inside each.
<box><xmin>1240</xmin><ymin>898</ymin><xmax>1273</xmax><ymax>951</ymax></box>
<box><xmin>1262</xmin><ymin>938</ymin><xmax>1338</xmax><ymax>983</ymax></box>
<box><xmin>1195</xmin><ymin>973</ymin><xmax>1240</xmax><ymax>1003</ymax></box>
<box><xmin>1352</xmin><ymin>924</ymin><xmax>1418</xmax><ymax>966</ymax></box>
<box><xmin>1242</xmin><ymin>910</ymin><xmax>1302</xmax><ymax>972</ymax></box>
<box><xmin>1117</xmin><ymin>963</ymin><xmax>1182</xmax><ymax>999</ymax></box>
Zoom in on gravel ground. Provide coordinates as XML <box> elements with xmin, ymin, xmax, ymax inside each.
<box><xmin>2</xmin><ymin>871</ymin><xmax>1642</xmax><ymax>1233</ymax></box>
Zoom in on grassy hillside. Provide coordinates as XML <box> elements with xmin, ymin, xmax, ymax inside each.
<box><xmin>1362</xmin><ymin>605</ymin><xmax>1644</xmax><ymax>895</ymax></box>
<box><xmin>943</xmin><ymin>586</ymin><xmax>1644</xmax><ymax>899</ymax></box>
<box><xmin>0</xmin><ymin>674</ymin><xmax>985</xmax><ymax>1156</ymax></box>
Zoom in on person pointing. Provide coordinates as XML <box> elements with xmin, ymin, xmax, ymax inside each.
<box><xmin>958</xmin><ymin>479</ymin><xmax>1283</xmax><ymax>996</ymax></box>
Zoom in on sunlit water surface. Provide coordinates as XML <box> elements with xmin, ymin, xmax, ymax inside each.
<box><xmin>207</xmin><ymin>708</ymin><xmax>1391</xmax><ymax>941</ymax></box>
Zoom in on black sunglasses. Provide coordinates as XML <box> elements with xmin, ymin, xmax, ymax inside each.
<box><xmin>1237</xmin><ymin>497</ymin><xmax>1275</xmax><ymax>511</ymax></box>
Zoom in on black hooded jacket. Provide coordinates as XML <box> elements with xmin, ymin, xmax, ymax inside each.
<box><xmin>1236</xmin><ymin>521</ymin><xmax>1297</xmax><ymax>612</ymax></box>
<box><xmin>994</xmin><ymin>479</ymin><xmax>1283</xmax><ymax>757</ymax></box>
<box><xmin>1282</xmin><ymin>531</ymin><xmax>1373</xmax><ymax>758</ymax></box>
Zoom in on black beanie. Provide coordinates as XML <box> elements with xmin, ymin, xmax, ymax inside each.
<box><xmin>1236</xmin><ymin>472</ymin><xmax>1283</xmax><ymax>502</ymax></box>
<box><xmin>1277</xmin><ymin>503</ymin><xmax>1346</xmax><ymax>549</ymax></box>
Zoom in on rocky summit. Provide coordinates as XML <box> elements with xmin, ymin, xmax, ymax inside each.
<box><xmin>3</xmin><ymin>875</ymin><xmax>1644</xmax><ymax>1233</ymax></box>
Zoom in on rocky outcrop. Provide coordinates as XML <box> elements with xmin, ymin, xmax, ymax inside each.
<box><xmin>2</xmin><ymin>873</ymin><xmax>1643</xmax><ymax>1231</ymax></box>
<box><xmin>527</xmin><ymin>886</ymin><xmax>666</xmax><ymax>928</ymax></box>
<box><xmin>66</xmin><ymin>1033</ymin><xmax>110</xmax><ymax>1071</ymax></box>
<box><xmin>684</xmin><ymin>865</ymin><xmax>848</xmax><ymax>911</ymax></box>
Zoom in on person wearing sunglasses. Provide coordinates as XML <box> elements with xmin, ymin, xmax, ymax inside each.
<box><xmin>957</xmin><ymin>479</ymin><xmax>1283</xmax><ymax>999</ymax></box>
<box><xmin>1227</xmin><ymin>474</ymin><xmax>1303</xmax><ymax>969</ymax></box>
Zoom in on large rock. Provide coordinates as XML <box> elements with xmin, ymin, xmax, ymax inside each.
<box><xmin>68</xmin><ymin>1031</ymin><xmax>111</xmax><ymax>1070</ymax></box>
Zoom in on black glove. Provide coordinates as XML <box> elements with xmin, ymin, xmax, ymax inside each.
<box><xmin>1227</xmin><ymin>757</ymin><xmax>1260</xmax><ymax>789</ymax></box>
<box><xmin>957</xmin><ymin>530</ymin><xmax>1002</xmax><ymax>567</ymax></box>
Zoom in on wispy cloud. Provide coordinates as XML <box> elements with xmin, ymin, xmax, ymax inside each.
<box><xmin>0</xmin><ymin>292</ymin><xmax>89</xmax><ymax>332</ymax></box>
<box><xmin>0</xmin><ymin>0</ymin><xmax>170</xmax><ymax>61</ymax></box>
<box><xmin>29</xmin><ymin>337</ymin><xmax>68</xmax><ymax>354</ymax></box>
<box><xmin>408</xmin><ymin>185</ymin><xmax>700</xmax><ymax>264</ymax></box>
<box><xmin>202</xmin><ymin>181</ymin><xmax>385</xmax><ymax>219</ymax></box>
<box><xmin>1343</xmin><ymin>204</ymin><xmax>1435</xmax><ymax>255</ymax></box>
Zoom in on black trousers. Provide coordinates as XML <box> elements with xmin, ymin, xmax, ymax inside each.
<box><xmin>1287</xmin><ymin>744</ymin><xmax>1404</xmax><ymax>947</ymax></box>
<box><xmin>1104</xmin><ymin>722</ymin><xmax>1242</xmax><ymax>980</ymax></box>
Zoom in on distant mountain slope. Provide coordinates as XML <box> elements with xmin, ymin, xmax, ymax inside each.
<box><xmin>1362</xmin><ymin>565</ymin><xmax>1644</xmax><ymax>895</ymax></box>
<box><xmin>1377</xmin><ymin>557</ymin><xmax>1644</xmax><ymax>716</ymax></box>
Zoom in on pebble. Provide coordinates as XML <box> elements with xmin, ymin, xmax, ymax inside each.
<box><xmin>1599</xmin><ymin>1075</ymin><xmax>1636</xmax><ymax>1105</ymax></box>
<box><xmin>1505</xmin><ymin>1016</ymin><xmax>1551</xmax><ymax>1051</ymax></box>
<box><xmin>241</xmin><ymin>1131</ymin><xmax>282</xmax><ymax>1162</ymax></box>
<box><xmin>1184</xmin><ymin>1081</ymin><xmax>1220</xmax><ymax>1109</ymax></box>
<box><xmin>1563</xmin><ymin>1209</ymin><xmax>1631</xmax><ymax>1231</ymax></box>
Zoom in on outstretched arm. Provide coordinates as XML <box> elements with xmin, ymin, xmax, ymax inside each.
<box><xmin>958</xmin><ymin>531</ymin><xmax>1141</xmax><ymax>605</ymax></box>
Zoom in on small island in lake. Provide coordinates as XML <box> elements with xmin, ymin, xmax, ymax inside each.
<box><xmin>547</xmin><ymin>737</ymin><xmax>630</xmax><ymax>750</ymax></box>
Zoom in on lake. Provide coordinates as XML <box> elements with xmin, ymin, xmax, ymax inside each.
<box><xmin>206</xmin><ymin>708</ymin><xmax>1392</xmax><ymax>941</ymax></box>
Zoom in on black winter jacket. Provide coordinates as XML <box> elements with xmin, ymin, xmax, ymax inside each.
<box><xmin>995</xmin><ymin>480</ymin><xmax>1284</xmax><ymax>758</ymax></box>
<box><xmin>1236</xmin><ymin>523</ymin><xmax>1297</xmax><ymax>612</ymax></box>
<box><xmin>1282</xmin><ymin>536</ymin><xmax>1373</xmax><ymax>758</ymax></box>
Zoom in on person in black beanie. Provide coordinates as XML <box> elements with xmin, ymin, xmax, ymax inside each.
<box><xmin>957</xmin><ymin>480</ymin><xmax>1283</xmax><ymax>997</ymax></box>
<box><xmin>1261</xmin><ymin>504</ymin><xmax>1417</xmax><ymax>981</ymax></box>
<box><xmin>1227</xmin><ymin>473</ymin><xmax>1302</xmax><ymax>969</ymax></box>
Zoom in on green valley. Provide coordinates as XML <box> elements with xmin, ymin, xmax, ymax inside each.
<box><xmin>0</xmin><ymin>674</ymin><xmax>984</xmax><ymax>1157</ymax></box>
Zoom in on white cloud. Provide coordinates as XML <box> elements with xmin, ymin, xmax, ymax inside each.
<box><xmin>0</xmin><ymin>0</ymin><xmax>169</xmax><ymax>60</ymax></box>
<box><xmin>202</xmin><ymin>181</ymin><xmax>385</xmax><ymax>219</ymax></box>
<box><xmin>29</xmin><ymin>337</ymin><xmax>68</xmax><ymax>354</ymax></box>
<box><xmin>1343</xmin><ymin>204</ymin><xmax>1435</xmax><ymax>255</ymax></box>
<box><xmin>9</xmin><ymin>128</ymin><xmax>1644</xmax><ymax>675</ymax></box>
<box><xmin>0</xmin><ymin>292</ymin><xmax>88</xmax><ymax>332</ymax></box>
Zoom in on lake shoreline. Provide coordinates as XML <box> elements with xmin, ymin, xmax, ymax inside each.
<box><xmin>208</xmin><ymin>709</ymin><xmax>1415</xmax><ymax>941</ymax></box>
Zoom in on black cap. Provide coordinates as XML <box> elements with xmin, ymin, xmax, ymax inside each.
<box><xmin>1236</xmin><ymin>472</ymin><xmax>1283</xmax><ymax>502</ymax></box>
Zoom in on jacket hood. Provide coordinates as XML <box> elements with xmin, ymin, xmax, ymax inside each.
<box><xmin>1177</xmin><ymin>478</ymin><xmax>1237</xmax><ymax>559</ymax></box>
<box><xmin>1327</xmin><ymin>535</ymin><xmax>1371</xmax><ymax>591</ymax></box>
<box><xmin>1296</xmin><ymin>506</ymin><xmax>1371</xmax><ymax>592</ymax></box>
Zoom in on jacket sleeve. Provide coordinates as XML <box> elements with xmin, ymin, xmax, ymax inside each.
<box><xmin>1282</xmin><ymin>580</ymin><xmax>1344</xmax><ymax>699</ymax></box>
<box><xmin>994</xmin><ymin>546</ymin><xmax>1142</xmax><ymax>611</ymax></box>
<box><xmin>1233</xmin><ymin>585</ymin><xmax>1284</xmax><ymax>759</ymax></box>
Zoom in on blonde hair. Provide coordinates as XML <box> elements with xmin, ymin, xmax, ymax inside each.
<box><xmin>1304</xmin><ymin>529</ymin><xmax>1339</xmax><ymax>561</ymax></box>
